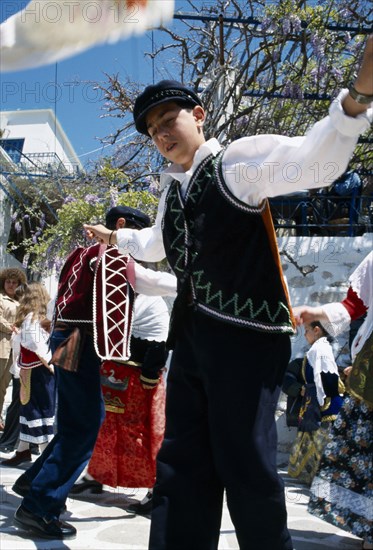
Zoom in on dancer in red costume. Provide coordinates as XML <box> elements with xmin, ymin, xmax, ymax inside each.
<box><xmin>71</xmin><ymin>207</ymin><xmax>171</xmax><ymax>515</ymax></box>
<box><xmin>12</xmin><ymin>206</ymin><xmax>176</xmax><ymax>540</ymax></box>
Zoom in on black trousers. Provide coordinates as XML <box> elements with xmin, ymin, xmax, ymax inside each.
<box><xmin>0</xmin><ymin>377</ymin><xmax>20</xmax><ymax>450</ymax></box>
<box><xmin>149</xmin><ymin>309</ymin><xmax>293</xmax><ymax>550</ymax></box>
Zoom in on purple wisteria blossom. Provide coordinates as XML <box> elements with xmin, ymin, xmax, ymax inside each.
<box><xmin>109</xmin><ymin>188</ymin><xmax>118</xmax><ymax>208</ymax></box>
<box><xmin>283</xmin><ymin>81</ymin><xmax>304</xmax><ymax>99</ymax></box>
<box><xmin>11</xmin><ymin>211</ymin><xmax>18</xmax><ymax>221</ymax></box>
<box><xmin>84</xmin><ymin>194</ymin><xmax>100</xmax><ymax>205</ymax></box>
<box><xmin>282</xmin><ymin>17</ymin><xmax>291</xmax><ymax>35</ymax></box>
<box><xmin>32</xmin><ymin>230</ymin><xmax>41</xmax><ymax>244</ymax></box>
<box><xmin>260</xmin><ymin>16</ymin><xmax>276</xmax><ymax>33</ymax></box>
<box><xmin>310</xmin><ymin>33</ymin><xmax>326</xmax><ymax>60</ymax></box>
<box><xmin>14</xmin><ymin>221</ymin><xmax>21</xmax><ymax>234</ymax></box>
<box><xmin>54</xmin><ymin>258</ymin><xmax>64</xmax><ymax>272</ymax></box>
<box><xmin>290</xmin><ymin>15</ymin><xmax>302</xmax><ymax>33</ymax></box>
<box><xmin>331</xmin><ymin>67</ymin><xmax>343</xmax><ymax>79</ymax></box>
<box><xmin>63</xmin><ymin>195</ymin><xmax>75</xmax><ymax>204</ymax></box>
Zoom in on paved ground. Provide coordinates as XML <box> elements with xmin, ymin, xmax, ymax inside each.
<box><xmin>0</xmin><ymin>384</ymin><xmax>363</xmax><ymax>550</ymax></box>
<box><xmin>0</xmin><ymin>453</ymin><xmax>362</xmax><ymax>550</ymax></box>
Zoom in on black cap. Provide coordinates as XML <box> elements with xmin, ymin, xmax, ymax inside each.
<box><xmin>133</xmin><ymin>79</ymin><xmax>203</xmax><ymax>136</ymax></box>
<box><xmin>105</xmin><ymin>206</ymin><xmax>151</xmax><ymax>230</ymax></box>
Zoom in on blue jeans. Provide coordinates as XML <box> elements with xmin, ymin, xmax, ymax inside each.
<box><xmin>22</xmin><ymin>328</ymin><xmax>105</xmax><ymax>520</ymax></box>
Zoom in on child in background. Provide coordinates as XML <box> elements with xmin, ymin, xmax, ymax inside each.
<box><xmin>2</xmin><ymin>283</ymin><xmax>55</xmax><ymax>467</ymax></box>
<box><xmin>288</xmin><ymin>321</ymin><xmax>344</xmax><ymax>485</ymax></box>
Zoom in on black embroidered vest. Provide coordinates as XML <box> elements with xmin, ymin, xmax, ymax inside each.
<box><xmin>162</xmin><ymin>151</ymin><xmax>295</xmax><ymax>334</ymax></box>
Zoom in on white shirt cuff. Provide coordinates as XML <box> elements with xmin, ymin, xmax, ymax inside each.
<box><xmin>320</xmin><ymin>302</ymin><xmax>351</xmax><ymax>337</ymax></box>
<box><xmin>329</xmin><ymin>89</ymin><xmax>373</xmax><ymax>137</ymax></box>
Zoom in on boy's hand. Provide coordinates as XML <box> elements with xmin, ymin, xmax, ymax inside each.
<box><xmin>292</xmin><ymin>305</ymin><xmax>323</xmax><ymax>326</ymax></box>
<box><xmin>343</xmin><ymin>366</ymin><xmax>353</xmax><ymax>379</ymax></box>
<box><xmin>343</xmin><ymin>34</ymin><xmax>373</xmax><ymax>117</ymax></box>
<box><xmin>83</xmin><ymin>224</ymin><xmax>113</xmax><ymax>244</ymax></box>
<box><xmin>40</xmin><ymin>319</ymin><xmax>51</xmax><ymax>333</ymax></box>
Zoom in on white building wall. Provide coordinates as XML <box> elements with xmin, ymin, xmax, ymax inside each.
<box><xmin>0</xmin><ymin>109</ymin><xmax>82</xmax><ymax>173</ymax></box>
<box><xmin>0</xmin><ymin>109</ymin><xmax>82</xmax><ymax>281</ymax></box>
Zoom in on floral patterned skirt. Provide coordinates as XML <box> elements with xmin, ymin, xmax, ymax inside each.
<box><xmin>308</xmin><ymin>395</ymin><xmax>373</xmax><ymax>543</ymax></box>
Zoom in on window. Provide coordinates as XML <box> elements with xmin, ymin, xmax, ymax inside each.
<box><xmin>0</xmin><ymin>138</ymin><xmax>25</xmax><ymax>163</ymax></box>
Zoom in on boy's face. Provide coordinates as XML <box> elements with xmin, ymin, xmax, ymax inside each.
<box><xmin>146</xmin><ymin>101</ymin><xmax>206</xmax><ymax>170</ymax></box>
<box><xmin>304</xmin><ymin>323</ymin><xmax>319</xmax><ymax>345</ymax></box>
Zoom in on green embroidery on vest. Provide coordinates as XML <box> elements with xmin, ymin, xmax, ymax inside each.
<box><xmin>193</xmin><ymin>269</ymin><xmax>291</xmax><ymax>323</ymax></box>
<box><xmin>164</xmin><ymin>152</ymin><xmax>293</xmax><ymax>332</ymax></box>
<box><xmin>166</xmin><ymin>186</ymin><xmax>186</xmax><ymax>277</ymax></box>
<box><xmin>165</xmin><ymin>154</ymin><xmax>218</xmax><ymax>277</ymax></box>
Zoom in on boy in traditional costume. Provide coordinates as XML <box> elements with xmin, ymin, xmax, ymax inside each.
<box><xmin>84</xmin><ymin>37</ymin><xmax>373</xmax><ymax>550</ymax></box>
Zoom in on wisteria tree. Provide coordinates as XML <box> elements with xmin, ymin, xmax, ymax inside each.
<box><xmin>2</xmin><ymin>0</ymin><xmax>372</xmax><ymax>274</ymax></box>
<box><xmin>101</xmin><ymin>0</ymin><xmax>371</xmax><ymax>172</ymax></box>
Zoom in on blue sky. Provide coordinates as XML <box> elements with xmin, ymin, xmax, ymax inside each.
<box><xmin>0</xmin><ymin>1</ymin><xmax>185</xmax><ymax>169</ymax></box>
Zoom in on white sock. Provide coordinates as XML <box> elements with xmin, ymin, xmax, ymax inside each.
<box><xmin>17</xmin><ymin>441</ymin><xmax>30</xmax><ymax>452</ymax></box>
<box><xmin>141</xmin><ymin>490</ymin><xmax>153</xmax><ymax>504</ymax></box>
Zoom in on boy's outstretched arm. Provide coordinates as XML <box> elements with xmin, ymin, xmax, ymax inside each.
<box><xmin>342</xmin><ymin>34</ymin><xmax>373</xmax><ymax>117</ymax></box>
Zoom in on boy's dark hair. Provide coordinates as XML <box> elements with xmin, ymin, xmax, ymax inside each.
<box><xmin>310</xmin><ymin>321</ymin><xmax>333</xmax><ymax>342</ymax></box>
<box><xmin>105</xmin><ymin>206</ymin><xmax>151</xmax><ymax>231</ymax></box>
<box><xmin>133</xmin><ymin>80</ymin><xmax>203</xmax><ymax>137</ymax></box>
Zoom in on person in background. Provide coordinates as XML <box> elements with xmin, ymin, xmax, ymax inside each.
<box><xmin>71</xmin><ymin>293</ymin><xmax>170</xmax><ymax>516</ymax></box>
<box><xmin>84</xmin><ymin>36</ymin><xmax>372</xmax><ymax>550</ymax></box>
<box><xmin>294</xmin><ymin>250</ymin><xmax>373</xmax><ymax>550</ymax></box>
<box><xmin>287</xmin><ymin>322</ymin><xmax>344</xmax><ymax>485</ymax></box>
<box><xmin>12</xmin><ymin>206</ymin><xmax>176</xmax><ymax>541</ymax></box>
<box><xmin>1</xmin><ymin>283</ymin><xmax>55</xmax><ymax>467</ymax></box>
<box><xmin>282</xmin><ymin>358</ymin><xmax>304</xmax><ymax>429</ymax></box>
<box><xmin>0</xmin><ymin>268</ymin><xmax>26</xmax><ymax>432</ymax></box>
<box><xmin>70</xmin><ymin>206</ymin><xmax>171</xmax><ymax>517</ymax></box>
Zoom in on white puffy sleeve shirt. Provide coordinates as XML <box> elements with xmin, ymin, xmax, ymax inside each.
<box><xmin>133</xmin><ymin>263</ymin><xmax>176</xmax><ymax>297</ymax></box>
<box><xmin>321</xmin><ymin>251</ymin><xmax>372</xmax><ymax>360</ymax></box>
<box><xmin>116</xmin><ymin>90</ymin><xmax>372</xmax><ymax>263</ymax></box>
<box><xmin>306</xmin><ymin>336</ymin><xmax>339</xmax><ymax>406</ymax></box>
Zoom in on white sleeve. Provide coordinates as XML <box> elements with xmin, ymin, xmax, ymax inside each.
<box><xmin>47</xmin><ymin>296</ymin><xmax>56</xmax><ymax>321</ymax></box>
<box><xmin>20</xmin><ymin>314</ymin><xmax>52</xmax><ymax>364</ymax></box>
<box><xmin>134</xmin><ymin>263</ymin><xmax>177</xmax><ymax>297</ymax></box>
<box><xmin>116</xmin><ymin>191</ymin><xmax>167</xmax><ymax>262</ymax></box>
<box><xmin>222</xmin><ymin>89</ymin><xmax>372</xmax><ymax>206</ymax></box>
<box><xmin>10</xmin><ymin>331</ymin><xmax>21</xmax><ymax>378</ymax></box>
<box><xmin>307</xmin><ymin>345</ymin><xmax>326</xmax><ymax>407</ymax></box>
<box><xmin>132</xmin><ymin>295</ymin><xmax>170</xmax><ymax>342</ymax></box>
<box><xmin>320</xmin><ymin>302</ymin><xmax>351</xmax><ymax>337</ymax></box>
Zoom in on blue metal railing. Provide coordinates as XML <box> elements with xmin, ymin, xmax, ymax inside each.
<box><xmin>270</xmin><ymin>192</ymin><xmax>373</xmax><ymax>236</ymax></box>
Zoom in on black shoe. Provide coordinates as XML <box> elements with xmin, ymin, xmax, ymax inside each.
<box><xmin>12</xmin><ymin>473</ymin><xmax>31</xmax><ymax>497</ymax></box>
<box><xmin>1</xmin><ymin>449</ymin><xmax>32</xmax><ymax>466</ymax></box>
<box><xmin>14</xmin><ymin>505</ymin><xmax>76</xmax><ymax>540</ymax></box>
<box><xmin>12</xmin><ymin>475</ymin><xmax>67</xmax><ymax>513</ymax></box>
<box><xmin>127</xmin><ymin>493</ymin><xmax>153</xmax><ymax>516</ymax></box>
<box><xmin>0</xmin><ymin>444</ymin><xmax>16</xmax><ymax>453</ymax></box>
<box><xmin>69</xmin><ymin>476</ymin><xmax>103</xmax><ymax>495</ymax></box>
<box><xmin>30</xmin><ymin>444</ymin><xmax>40</xmax><ymax>456</ymax></box>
